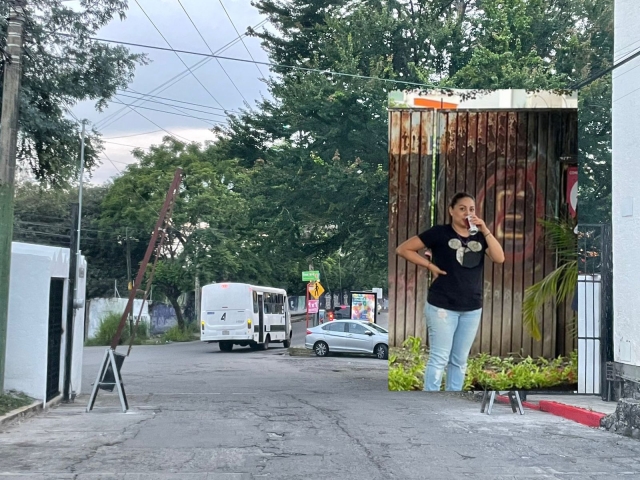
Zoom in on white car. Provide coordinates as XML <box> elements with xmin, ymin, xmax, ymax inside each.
<box><xmin>305</xmin><ymin>320</ymin><xmax>389</xmax><ymax>360</ymax></box>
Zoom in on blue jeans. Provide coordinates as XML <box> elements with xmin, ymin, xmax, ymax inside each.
<box><xmin>423</xmin><ymin>302</ymin><xmax>482</xmax><ymax>392</ymax></box>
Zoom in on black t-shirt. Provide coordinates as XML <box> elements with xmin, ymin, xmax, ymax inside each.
<box><xmin>417</xmin><ymin>224</ymin><xmax>489</xmax><ymax>311</ymax></box>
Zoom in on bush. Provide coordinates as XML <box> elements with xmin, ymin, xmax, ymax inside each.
<box><xmin>0</xmin><ymin>390</ymin><xmax>33</xmax><ymax>416</ymax></box>
<box><xmin>85</xmin><ymin>312</ymin><xmax>150</xmax><ymax>346</ymax></box>
<box><xmin>389</xmin><ymin>336</ymin><xmax>578</xmax><ymax>392</ymax></box>
<box><xmin>161</xmin><ymin>323</ymin><xmax>198</xmax><ymax>343</ymax></box>
<box><xmin>389</xmin><ymin>337</ymin><xmax>426</xmax><ymax>391</ymax></box>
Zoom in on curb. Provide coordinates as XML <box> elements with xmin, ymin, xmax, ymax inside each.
<box><xmin>494</xmin><ymin>394</ymin><xmax>606</xmax><ymax>428</ymax></box>
<box><xmin>288</xmin><ymin>346</ymin><xmax>312</xmax><ymax>356</ymax></box>
<box><xmin>0</xmin><ymin>394</ymin><xmax>62</xmax><ymax>428</ymax></box>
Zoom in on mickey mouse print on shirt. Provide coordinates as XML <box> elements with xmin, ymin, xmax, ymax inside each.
<box><xmin>448</xmin><ymin>237</ymin><xmax>484</xmax><ymax>269</ymax></box>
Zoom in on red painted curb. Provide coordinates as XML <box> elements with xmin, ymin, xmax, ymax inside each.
<box><xmin>538</xmin><ymin>400</ymin><xmax>606</xmax><ymax>428</ymax></box>
<box><xmin>494</xmin><ymin>395</ymin><xmax>606</xmax><ymax>428</ymax></box>
<box><xmin>495</xmin><ymin>394</ymin><xmax>541</xmax><ymax>411</ymax></box>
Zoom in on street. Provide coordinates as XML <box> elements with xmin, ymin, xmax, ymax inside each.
<box><xmin>1</xmin><ymin>315</ymin><xmax>640</xmax><ymax>479</ymax></box>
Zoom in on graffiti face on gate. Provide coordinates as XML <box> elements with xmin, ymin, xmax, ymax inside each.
<box><xmin>475</xmin><ymin>156</ymin><xmax>545</xmax><ymax>265</ymax></box>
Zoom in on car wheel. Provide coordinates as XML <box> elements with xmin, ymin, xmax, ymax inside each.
<box><xmin>374</xmin><ymin>343</ymin><xmax>388</xmax><ymax>360</ymax></box>
<box><xmin>314</xmin><ymin>341</ymin><xmax>329</xmax><ymax>357</ymax></box>
<box><xmin>219</xmin><ymin>341</ymin><xmax>233</xmax><ymax>352</ymax></box>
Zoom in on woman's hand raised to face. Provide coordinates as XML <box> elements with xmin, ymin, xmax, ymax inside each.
<box><xmin>469</xmin><ymin>215</ymin><xmax>489</xmax><ymax>235</ymax></box>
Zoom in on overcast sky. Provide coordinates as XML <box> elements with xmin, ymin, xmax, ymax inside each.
<box><xmin>67</xmin><ymin>0</ymin><xmax>271</xmax><ymax>184</ymax></box>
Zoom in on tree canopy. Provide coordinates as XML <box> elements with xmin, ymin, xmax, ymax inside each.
<box><xmin>12</xmin><ymin>0</ymin><xmax>613</xmax><ymax>325</ymax></box>
<box><xmin>0</xmin><ymin>0</ymin><xmax>145</xmax><ymax>186</ymax></box>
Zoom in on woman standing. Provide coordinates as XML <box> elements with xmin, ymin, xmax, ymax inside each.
<box><xmin>396</xmin><ymin>192</ymin><xmax>505</xmax><ymax>391</ymax></box>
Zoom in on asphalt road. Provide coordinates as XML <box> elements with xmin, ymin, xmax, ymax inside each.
<box><xmin>1</xmin><ymin>315</ymin><xmax>640</xmax><ymax>479</ymax></box>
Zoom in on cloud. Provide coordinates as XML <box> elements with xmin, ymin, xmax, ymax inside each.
<box><xmin>90</xmin><ymin>127</ymin><xmax>218</xmax><ymax>185</ymax></box>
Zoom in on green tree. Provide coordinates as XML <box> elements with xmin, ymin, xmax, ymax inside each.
<box><xmin>0</xmin><ymin>0</ymin><xmax>146</xmax><ymax>186</ymax></box>
<box><xmin>99</xmin><ymin>139</ymin><xmax>253</xmax><ymax>329</ymax></box>
<box><xmin>12</xmin><ymin>180</ymin><xmax>128</xmax><ymax>298</ymax></box>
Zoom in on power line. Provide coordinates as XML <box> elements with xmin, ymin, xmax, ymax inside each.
<box><xmin>116</xmin><ymin>93</ymin><xmax>229</xmax><ymax>118</ymax></box>
<box><xmin>52</xmin><ymin>33</ymin><xmax>442</xmax><ymax>89</ymax></box>
<box><xmin>110</xmin><ymin>96</ymin><xmax>195</xmax><ymax>143</ymax></box>
<box><xmin>110</xmin><ymin>98</ymin><xmax>224</xmax><ymax>124</ymax></box>
<box><xmin>572</xmin><ymin>45</ymin><xmax>640</xmax><ymax>90</ymax></box>
<box><xmin>122</xmin><ymin>89</ymin><xmax>238</xmax><ymax>113</ymax></box>
<box><xmin>104</xmin><ymin>130</ymin><xmax>164</xmax><ymax>139</ymax></box>
<box><xmin>103</xmin><ymin>140</ymin><xmax>150</xmax><ymax>150</ymax></box>
<box><xmin>217</xmin><ymin>0</ymin><xmax>266</xmax><ymax>79</ymax></box>
<box><xmin>133</xmin><ymin>0</ymin><xmax>226</xmax><ymax>111</ymax></box>
<box><xmin>92</xmin><ymin>19</ymin><xmax>267</xmax><ymax>132</ymax></box>
<box><xmin>176</xmin><ymin>0</ymin><xmax>251</xmax><ymax>107</ymax></box>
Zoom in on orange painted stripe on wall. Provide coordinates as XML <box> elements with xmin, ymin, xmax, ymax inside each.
<box><xmin>413</xmin><ymin>98</ymin><xmax>459</xmax><ymax>109</ymax></box>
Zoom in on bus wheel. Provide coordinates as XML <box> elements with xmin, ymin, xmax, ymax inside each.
<box><xmin>219</xmin><ymin>341</ymin><xmax>233</xmax><ymax>352</ymax></box>
<box><xmin>261</xmin><ymin>335</ymin><xmax>270</xmax><ymax>350</ymax></box>
<box><xmin>283</xmin><ymin>335</ymin><xmax>291</xmax><ymax>348</ymax></box>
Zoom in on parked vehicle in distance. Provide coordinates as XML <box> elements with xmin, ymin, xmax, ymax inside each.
<box><xmin>333</xmin><ymin>305</ymin><xmax>350</xmax><ymax>319</ymax></box>
<box><xmin>200</xmin><ymin>283</ymin><xmax>292</xmax><ymax>351</ymax></box>
<box><xmin>305</xmin><ymin>319</ymin><xmax>388</xmax><ymax>359</ymax></box>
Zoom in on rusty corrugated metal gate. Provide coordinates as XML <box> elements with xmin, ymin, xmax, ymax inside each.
<box><xmin>388</xmin><ymin>109</ymin><xmax>577</xmax><ymax>358</ymax></box>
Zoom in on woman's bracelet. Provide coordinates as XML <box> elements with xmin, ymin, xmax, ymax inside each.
<box><xmin>484</xmin><ymin>231</ymin><xmax>492</xmax><ymax>238</ymax></box>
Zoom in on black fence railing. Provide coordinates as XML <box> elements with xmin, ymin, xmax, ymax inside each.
<box><xmin>576</xmin><ymin>224</ymin><xmax>613</xmax><ymax>399</ymax></box>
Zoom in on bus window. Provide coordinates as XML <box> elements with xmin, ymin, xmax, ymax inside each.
<box><xmin>276</xmin><ymin>294</ymin><xmax>284</xmax><ymax>314</ymax></box>
<box><xmin>253</xmin><ymin>291</ymin><xmax>259</xmax><ymax>313</ymax></box>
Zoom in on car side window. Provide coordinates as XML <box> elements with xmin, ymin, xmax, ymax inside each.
<box><xmin>323</xmin><ymin>323</ymin><xmax>344</xmax><ymax>332</ymax></box>
<box><xmin>348</xmin><ymin>323</ymin><xmax>368</xmax><ymax>335</ymax></box>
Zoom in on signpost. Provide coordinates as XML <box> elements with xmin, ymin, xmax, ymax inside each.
<box><xmin>303</xmin><ymin>270</ymin><xmax>320</xmax><ymax>328</ymax></box>
<box><xmin>308</xmin><ymin>300</ymin><xmax>319</xmax><ymax>314</ymax></box>
<box><xmin>308</xmin><ymin>281</ymin><xmax>325</xmax><ymax>299</ymax></box>
<box><xmin>302</xmin><ymin>270</ymin><xmax>320</xmax><ymax>282</ymax></box>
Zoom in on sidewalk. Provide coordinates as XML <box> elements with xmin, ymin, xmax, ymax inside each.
<box><xmin>494</xmin><ymin>392</ymin><xmax>617</xmax><ymax>428</ymax></box>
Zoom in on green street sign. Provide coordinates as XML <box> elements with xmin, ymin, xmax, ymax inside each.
<box><xmin>302</xmin><ymin>270</ymin><xmax>320</xmax><ymax>282</ymax></box>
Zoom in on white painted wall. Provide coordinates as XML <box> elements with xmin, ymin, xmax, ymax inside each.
<box><xmin>86</xmin><ymin>298</ymin><xmax>150</xmax><ymax>339</ymax></box>
<box><xmin>5</xmin><ymin>243</ymin><xmax>86</xmax><ymax>403</ymax></box>
<box><xmin>389</xmin><ymin>89</ymin><xmax>578</xmax><ymax>109</ymax></box>
<box><xmin>612</xmin><ymin>0</ymin><xmax>640</xmax><ymax>369</ymax></box>
<box><xmin>5</xmin><ymin>251</ymin><xmax>51</xmax><ymax>400</ymax></box>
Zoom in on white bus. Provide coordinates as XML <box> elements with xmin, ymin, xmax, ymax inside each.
<box><xmin>200</xmin><ymin>282</ymin><xmax>292</xmax><ymax>351</ymax></box>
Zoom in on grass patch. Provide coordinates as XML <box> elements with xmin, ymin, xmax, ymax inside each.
<box><xmin>161</xmin><ymin>323</ymin><xmax>199</xmax><ymax>343</ymax></box>
<box><xmin>389</xmin><ymin>336</ymin><xmax>578</xmax><ymax>392</ymax></box>
<box><xmin>85</xmin><ymin>311</ymin><xmax>151</xmax><ymax>347</ymax></box>
<box><xmin>0</xmin><ymin>390</ymin><xmax>34</xmax><ymax>416</ymax></box>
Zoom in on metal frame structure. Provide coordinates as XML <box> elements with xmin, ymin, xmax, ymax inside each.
<box><xmin>87</xmin><ymin>169</ymin><xmax>182</xmax><ymax>413</ymax></box>
<box><xmin>577</xmin><ymin>223</ymin><xmax>613</xmax><ymax>400</ymax></box>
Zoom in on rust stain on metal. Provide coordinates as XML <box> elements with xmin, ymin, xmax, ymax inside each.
<box><xmin>388</xmin><ymin>108</ymin><xmax>577</xmax><ymax>357</ymax></box>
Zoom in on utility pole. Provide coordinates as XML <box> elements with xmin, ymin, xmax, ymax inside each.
<box><xmin>126</xmin><ymin>227</ymin><xmax>132</xmax><ymax>291</ymax></box>
<box><xmin>0</xmin><ymin>0</ymin><xmax>27</xmax><ymax>394</ymax></box>
<box><xmin>126</xmin><ymin>227</ymin><xmax>133</xmax><ymax>335</ymax></box>
<box><xmin>63</xmin><ymin>203</ymin><xmax>79</xmax><ymax>402</ymax></box>
<box><xmin>62</xmin><ymin>120</ymin><xmax>86</xmax><ymax>402</ymax></box>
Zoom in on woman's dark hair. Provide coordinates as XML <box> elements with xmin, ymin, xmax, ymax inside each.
<box><xmin>449</xmin><ymin>192</ymin><xmax>475</xmax><ymax>209</ymax></box>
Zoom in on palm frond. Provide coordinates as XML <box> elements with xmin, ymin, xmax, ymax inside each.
<box><xmin>538</xmin><ymin>218</ymin><xmax>577</xmax><ymax>261</ymax></box>
<box><xmin>523</xmin><ymin>260</ymin><xmax>578</xmax><ymax>341</ymax></box>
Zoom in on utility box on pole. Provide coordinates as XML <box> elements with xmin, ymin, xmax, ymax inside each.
<box><xmin>0</xmin><ymin>0</ymin><xmax>27</xmax><ymax>393</ymax></box>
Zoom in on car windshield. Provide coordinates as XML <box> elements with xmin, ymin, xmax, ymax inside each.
<box><xmin>367</xmin><ymin>323</ymin><xmax>388</xmax><ymax>334</ymax></box>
